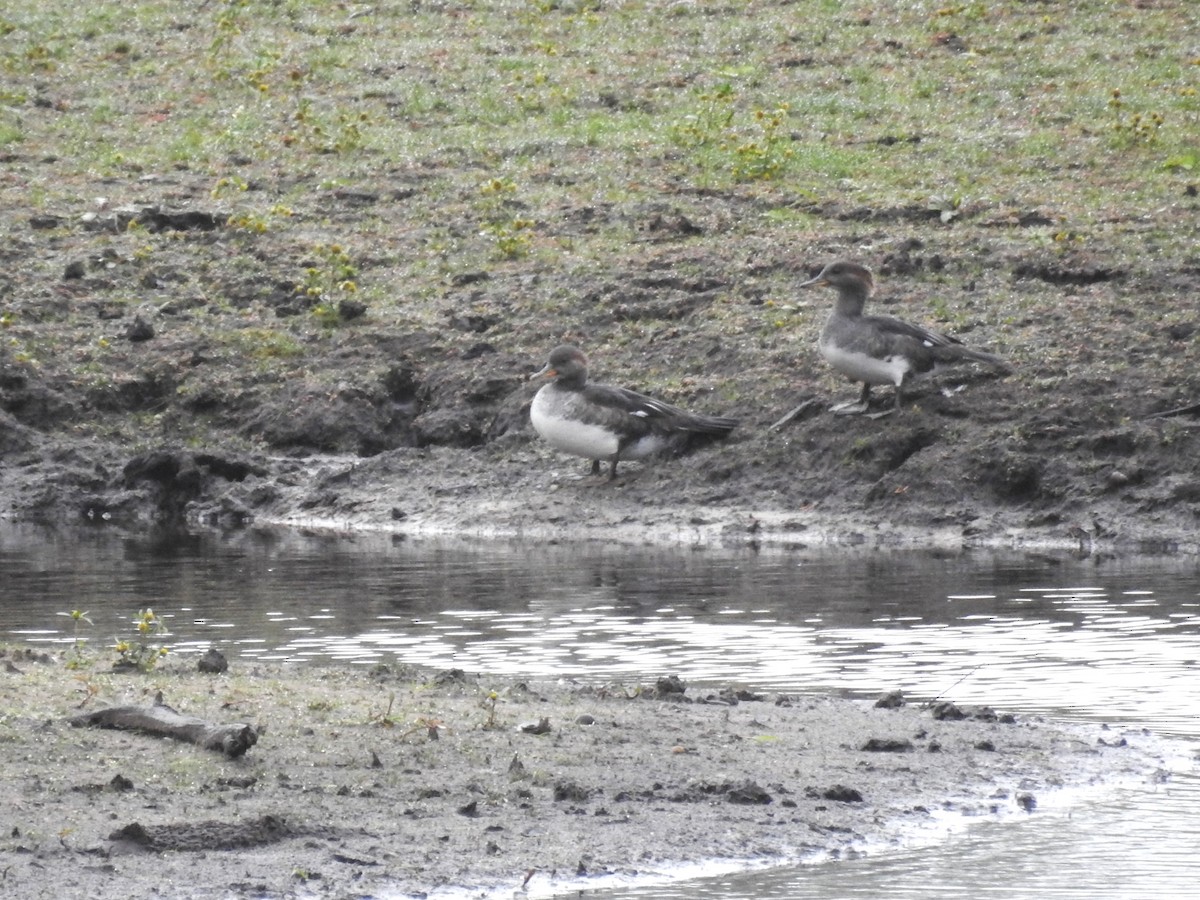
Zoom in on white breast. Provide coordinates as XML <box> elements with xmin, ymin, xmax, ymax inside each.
<box><xmin>618</xmin><ymin>433</ymin><xmax>667</xmax><ymax>460</ymax></box>
<box><xmin>820</xmin><ymin>337</ymin><xmax>911</xmax><ymax>387</ymax></box>
<box><xmin>531</xmin><ymin>389</ymin><xmax>620</xmax><ymax>460</ymax></box>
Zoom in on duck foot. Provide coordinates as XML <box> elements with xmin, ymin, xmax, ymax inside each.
<box><xmin>830</xmin><ymin>400</ymin><xmax>871</xmax><ymax>415</ymax></box>
<box><xmin>566</xmin><ymin>472</ymin><xmax>611</xmax><ymax>485</ymax></box>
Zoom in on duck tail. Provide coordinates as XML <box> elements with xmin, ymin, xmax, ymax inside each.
<box><xmin>666</xmin><ymin>415</ymin><xmax>738</xmax><ymax>458</ymax></box>
<box><xmin>685</xmin><ymin>414</ymin><xmax>740</xmax><ymax>436</ymax></box>
<box><xmin>933</xmin><ymin>345</ymin><xmax>1013</xmax><ymax>375</ymax></box>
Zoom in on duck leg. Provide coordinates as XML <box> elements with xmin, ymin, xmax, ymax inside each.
<box><xmin>865</xmin><ymin>380</ymin><xmax>908</xmax><ymax>420</ymax></box>
<box><xmin>831</xmin><ymin>382</ymin><xmax>873</xmax><ymax>416</ymax></box>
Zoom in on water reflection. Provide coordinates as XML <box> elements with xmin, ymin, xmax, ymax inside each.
<box><xmin>3</xmin><ymin>524</ymin><xmax>1199</xmax><ymax>734</ymax></box>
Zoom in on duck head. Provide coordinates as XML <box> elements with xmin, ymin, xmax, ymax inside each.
<box><xmin>799</xmin><ymin>260</ymin><xmax>875</xmax><ymax>295</ymax></box>
<box><xmin>532</xmin><ymin>344</ymin><xmax>589</xmax><ymax>387</ymax></box>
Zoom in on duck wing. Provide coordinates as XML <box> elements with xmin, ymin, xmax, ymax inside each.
<box><xmin>863</xmin><ymin>315</ymin><xmax>1011</xmax><ymax>373</ymax></box>
<box><xmin>584</xmin><ymin>383</ymin><xmax>738</xmax><ymax>436</ymax></box>
<box><xmin>861</xmin><ymin>313</ymin><xmax>959</xmax><ymax>348</ymax></box>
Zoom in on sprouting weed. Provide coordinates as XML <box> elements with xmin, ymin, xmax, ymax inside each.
<box><xmin>112</xmin><ymin>608</ymin><xmax>170</xmax><ymax>673</ymax></box>
<box><xmin>1108</xmin><ymin>89</ymin><xmax>1165</xmax><ymax>147</ymax></box>
<box><xmin>303</xmin><ymin>244</ymin><xmax>357</xmax><ymax>297</ymax></box>
<box><xmin>211</xmin><ymin>175</ymin><xmax>249</xmax><ymax>199</ymax></box>
<box><xmin>370</xmin><ymin>694</ymin><xmax>399</xmax><ymax>727</ymax></box>
<box><xmin>672</xmin><ymin>87</ymin><xmax>793</xmax><ymax>181</ymax></box>
<box><xmin>730</xmin><ymin>105</ymin><xmax>794</xmax><ymax>181</ymax></box>
<box><xmin>670</xmin><ymin>82</ymin><xmax>736</xmax><ymax>147</ymax></box>
<box><xmin>477</xmin><ymin>179</ymin><xmax>535</xmax><ymax>259</ymax></box>
<box><xmin>57</xmin><ymin>608</ymin><xmax>93</xmax><ymax>669</ymax></box>
<box><xmin>402</xmin><ymin>716</ymin><xmax>448</xmax><ymax>741</ymax></box>
<box><xmin>479</xmin><ymin>177</ymin><xmax>518</xmax><ymax>200</ymax></box>
<box><xmin>287</xmin><ymin>97</ymin><xmax>370</xmax><ymax>153</ymax></box>
<box><xmin>302</xmin><ymin>244</ymin><xmax>362</xmax><ymax>326</ymax></box>
<box><xmin>481</xmin><ymin>219</ymin><xmax>534</xmax><ymax>260</ymax></box>
<box><xmin>480</xmin><ymin>690</ymin><xmax>502</xmax><ymax>729</ymax></box>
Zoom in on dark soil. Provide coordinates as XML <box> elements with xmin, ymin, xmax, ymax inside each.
<box><xmin>3</xmin><ymin>219</ymin><xmax>1200</xmax><ymax>553</ymax></box>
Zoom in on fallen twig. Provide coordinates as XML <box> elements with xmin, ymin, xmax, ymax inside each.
<box><xmin>69</xmin><ymin>698</ymin><xmax>258</xmax><ymax>758</ymax></box>
<box><xmin>770</xmin><ymin>398</ymin><xmax>821</xmax><ymax>431</ymax></box>
<box><xmin>1146</xmin><ymin>401</ymin><xmax>1200</xmax><ymax>420</ymax></box>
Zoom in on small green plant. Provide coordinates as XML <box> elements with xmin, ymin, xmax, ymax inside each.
<box><xmin>482</xmin><ymin>218</ymin><xmax>535</xmax><ymax>259</ymax></box>
<box><xmin>207</xmin><ymin>0</ymin><xmax>250</xmax><ymax>71</ymax></box>
<box><xmin>1051</xmin><ymin>229</ymin><xmax>1087</xmax><ymax>256</ymax></box>
<box><xmin>57</xmin><ymin>608</ymin><xmax>93</xmax><ymax>669</ymax></box>
<box><xmin>730</xmin><ymin>105</ymin><xmax>794</xmax><ymax>181</ymax></box>
<box><xmin>480</xmin><ymin>690</ymin><xmax>502</xmax><ymax>729</ymax></box>
<box><xmin>1108</xmin><ymin>89</ymin><xmax>1164</xmax><ymax>147</ymax></box>
<box><xmin>927</xmin><ymin>295</ymin><xmax>952</xmax><ymax>319</ymax></box>
<box><xmin>227</xmin><ymin>204</ymin><xmax>293</xmax><ymax>235</ymax></box>
<box><xmin>672</xmin><ymin>87</ymin><xmax>793</xmax><ymax>181</ymax></box>
<box><xmin>478</xmin><ymin>176</ymin><xmax>518</xmax><ymax>204</ymax></box>
<box><xmin>670</xmin><ymin>82</ymin><xmax>736</xmax><ymax>147</ymax></box>
<box><xmin>0</xmin><ymin>120</ymin><xmax>21</xmax><ymax>148</ymax></box>
<box><xmin>302</xmin><ymin>244</ymin><xmax>361</xmax><ymax>326</ymax></box>
<box><xmin>112</xmin><ymin>608</ymin><xmax>170</xmax><ymax>673</ymax></box>
<box><xmin>227</xmin><ymin>211</ymin><xmax>270</xmax><ymax>234</ymax></box>
<box><xmin>1163</xmin><ymin>150</ymin><xmax>1198</xmax><ymax>172</ymax></box>
<box><xmin>217</xmin><ymin>327</ymin><xmax>305</xmax><ymax>361</ymax></box>
<box><xmin>369</xmin><ymin>693</ymin><xmax>399</xmax><ymax>727</ymax></box>
<box><xmin>211</xmin><ymin>175</ymin><xmax>249</xmax><ymax>199</ymax></box>
<box><xmin>476</xmin><ymin>178</ymin><xmax>536</xmax><ymax>259</ymax></box>
<box><xmin>402</xmin><ymin>716</ymin><xmax>448</xmax><ymax>742</ymax></box>
<box><xmin>288</xmin><ymin>97</ymin><xmax>370</xmax><ymax>153</ymax></box>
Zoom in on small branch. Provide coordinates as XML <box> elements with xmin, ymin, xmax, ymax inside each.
<box><xmin>1147</xmin><ymin>401</ymin><xmax>1200</xmax><ymax>420</ymax></box>
<box><xmin>69</xmin><ymin>699</ymin><xmax>258</xmax><ymax>759</ymax></box>
<box><xmin>770</xmin><ymin>398</ymin><xmax>821</xmax><ymax>431</ymax></box>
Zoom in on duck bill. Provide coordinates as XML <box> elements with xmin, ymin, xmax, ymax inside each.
<box><xmin>798</xmin><ymin>275</ymin><xmax>828</xmax><ymax>288</ymax></box>
<box><xmin>530</xmin><ymin>364</ymin><xmax>556</xmax><ymax>381</ymax></box>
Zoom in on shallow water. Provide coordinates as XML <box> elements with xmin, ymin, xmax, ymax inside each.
<box><xmin>2</xmin><ymin>524</ymin><xmax>1197</xmax><ymax>898</ymax></box>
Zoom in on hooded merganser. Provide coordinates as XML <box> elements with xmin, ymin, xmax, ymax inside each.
<box><xmin>530</xmin><ymin>344</ymin><xmax>738</xmax><ymax>480</ymax></box>
<box><xmin>800</xmin><ymin>261</ymin><xmax>1012</xmax><ymax>416</ymax></box>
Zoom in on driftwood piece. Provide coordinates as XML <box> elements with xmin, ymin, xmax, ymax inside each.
<box><xmin>1147</xmin><ymin>401</ymin><xmax>1200</xmax><ymax>420</ymax></box>
<box><xmin>70</xmin><ymin>700</ymin><xmax>258</xmax><ymax>759</ymax></box>
<box><xmin>770</xmin><ymin>397</ymin><xmax>822</xmax><ymax>431</ymax></box>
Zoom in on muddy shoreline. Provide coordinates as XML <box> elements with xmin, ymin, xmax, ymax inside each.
<box><xmin>0</xmin><ymin>647</ymin><xmax>1171</xmax><ymax>900</ymax></box>
<box><xmin>4</xmin><ymin>430</ymin><xmax>1199</xmax><ymax>559</ymax></box>
<box><xmin>2</xmin><ymin>1</ymin><xmax>1199</xmax><ymax>895</ymax></box>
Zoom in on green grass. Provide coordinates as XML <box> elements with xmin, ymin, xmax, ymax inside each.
<box><xmin>1</xmin><ymin>0</ymin><xmax>1197</xmax><ymax>447</ymax></box>
<box><xmin>4</xmin><ymin>0</ymin><xmax>1185</xmax><ymax>204</ymax></box>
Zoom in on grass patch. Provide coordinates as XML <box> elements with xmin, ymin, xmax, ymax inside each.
<box><xmin>1</xmin><ymin>0</ymin><xmax>1197</xmax><ymax>452</ymax></box>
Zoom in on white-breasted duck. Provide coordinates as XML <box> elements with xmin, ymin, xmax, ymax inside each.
<box><xmin>801</xmin><ymin>261</ymin><xmax>1011</xmax><ymax>417</ymax></box>
<box><xmin>530</xmin><ymin>344</ymin><xmax>738</xmax><ymax>480</ymax></box>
